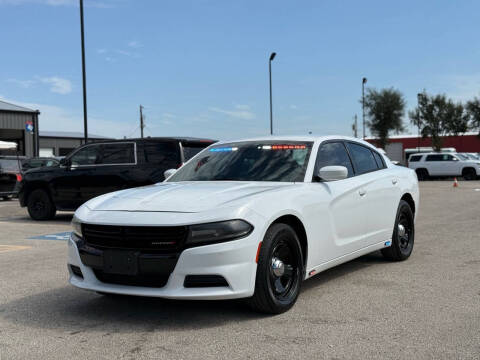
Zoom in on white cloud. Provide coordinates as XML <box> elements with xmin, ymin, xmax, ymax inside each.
<box><xmin>162</xmin><ymin>113</ymin><xmax>175</xmax><ymax>119</ymax></box>
<box><xmin>234</xmin><ymin>104</ymin><xmax>250</xmax><ymax>110</ymax></box>
<box><xmin>446</xmin><ymin>73</ymin><xmax>480</xmax><ymax>102</ymax></box>
<box><xmin>289</xmin><ymin>104</ymin><xmax>298</xmax><ymax>110</ymax></box>
<box><xmin>97</xmin><ymin>48</ymin><xmax>107</xmax><ymax>54</ymax></box>
<box><xmin>127</xmin><ymin>40</ymin><xmax>143</xmax><ymax>49</ymax></box>
<box><xmin>38</xmin><ymin>76</ymin><xmax>72</xmax><ymax>94</ymax></box>
<box><xmin>209</xmin><ymin>106</ymin><xmax>255</xmax><ymax>120</ymax></box>
<box><xmin>6</xmin><ymin>78</ymin><xmax>35</xmax><ymax>88</ymax></box>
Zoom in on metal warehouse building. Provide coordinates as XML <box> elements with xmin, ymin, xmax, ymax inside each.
<box><xmin>0</xmin><ymin>100</ymin><xmax>111</xmax><ymax>157</ymax></box>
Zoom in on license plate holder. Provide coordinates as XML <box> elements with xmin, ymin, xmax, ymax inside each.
<box><xmin>103</xmin><ymin>250</ymin><xmax>139</xmax><ymax>275</ymax></box>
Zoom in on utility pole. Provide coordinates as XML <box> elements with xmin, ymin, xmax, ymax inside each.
<box><xmin>269</xmin><ymin>52</ymin><xmax>276</xmax><ymax>135</ymax></box>
<box><xmin>353</xmin><ymin>114</ymin><xmax>358</xmax><ymax>137</ymax></box>
<box><xmin>139</xmin><ymin>105</ymin><xmax>144</xmax><ymax>138</ymax></box>
<box><xmin>362</xmin><ymin>77</ymin><xmax>367</xmax><ymax>139</ymax></box>
<box><xmin>79</xmin><ymin>0</ymin><xmax>88</xmax><ymax>143</ymax></box>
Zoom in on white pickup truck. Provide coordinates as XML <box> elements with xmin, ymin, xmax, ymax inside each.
<box><xmin>408</xmin><ymin>152</ymin><xmax>480</xmax><ymax>180</ymax></box>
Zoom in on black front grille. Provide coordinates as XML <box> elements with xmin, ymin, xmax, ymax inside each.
<box><xmin>94</xmin><ymin>270</ymin><xmax>170</xmax><ymax>288</ymax></box>
<box><xmin>83</xmin><ymin>224</ymin><xmax>188</xmax><ymax>251</ymax></box>
<box><xmin>69</xmin><ymin>264</ymin><xmax>84</xmax><ymax>279</ymax></box>
<box><xmin>184</xmin><ymin>275</ymin><xmax>229</xmax><ymax>288</ymax></box>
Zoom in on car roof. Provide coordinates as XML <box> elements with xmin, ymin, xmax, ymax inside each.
<box><xmin>79</xmin><ymin>137</ymin><xmax>217</xmax><ymax>145</ymax></box>
<box><xmin>213</xmin><ymin>135</ymin><xmax>376</xmax><ymax>147</ymax></box>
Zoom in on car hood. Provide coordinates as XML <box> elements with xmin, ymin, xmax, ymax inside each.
<box><xmin>86</xmin><ymin>181</ymin><xmax>295</xmax><ymax>213</ymax></box>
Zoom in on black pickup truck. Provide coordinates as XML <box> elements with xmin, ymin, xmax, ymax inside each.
<box><xmin>18</xmin><ymin>137</ymin><xmax>215</xmax><ymax>220</ymax></box>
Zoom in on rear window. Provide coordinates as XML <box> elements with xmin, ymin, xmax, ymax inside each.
<box><xmin>409</xmin><ymin>155</ymin><xmax>422</xmax><ymax>162</ymax></box>
<box><xmin>0</xmin><ymin>159</ymin><xmax>21</xmax><ymax>172</ymax></box>
<box><xmin>142</xmin><ymin>141</ymin><xmax>180</xmax><ymax>165</ymax></box>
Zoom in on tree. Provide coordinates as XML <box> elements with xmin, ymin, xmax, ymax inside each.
<box><xmin>409</xmin><ymin>92</ymin><xmax>468</xmax><ymax>151</ymax></box>
<box><xmin>363</xmin><ymin>88</ymin><xmax>405</xmax><ymax>149</ymax></box>
<box><xmin>466</xmin><ymin>97</ymin><xmax>480</xmax><ymax>136</ymax></box>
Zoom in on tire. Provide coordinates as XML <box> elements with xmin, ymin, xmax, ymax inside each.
<box><xmin>381</xmin><ymin>200</ymin><xmax>414</xmax><ymax>261</ymax></box>
<box><xmin>415</xmin><ymin>168</ymin><xmax>429</xmax><ymax>181</ymax></box>
<box><xmin>27</xmin><ymin>189</ymin><xmax>56</xmax><ymax>220</ymax></box>
<box><xmin>462</xmin><ymin>168</ymin><xmax>477</xmax><ymax>181</ymax></box>
<box><xmin>248</xmin><ymin>223</ymin><xmax>304</xmax><ymax>314</ymax></box>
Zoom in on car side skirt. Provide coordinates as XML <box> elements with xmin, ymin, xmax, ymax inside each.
<box><xmin>305</xmin><ymin>240</ymin><xmax>390</xmax><ymax>279</ymax></box>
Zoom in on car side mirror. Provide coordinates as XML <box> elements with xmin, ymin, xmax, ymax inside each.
<box><xmin>164</xmin><ymin>168</ymin><xmax>177</xmax><ymax>180</ymax></box>
<box><xmin>317</xmin><ymin>166</ymin><xmax>348</xmax><ymax>181</ymax></box>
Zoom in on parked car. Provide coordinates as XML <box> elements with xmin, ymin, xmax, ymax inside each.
<box><xmin>22</xmin><ymin>157</ymin><xmax>61</xmax><ymax>171</ymax></box>
<box><xmin>68</xmin><ymin>136</ymin><xmax>419</xmax><ymax>314</ymax></box>
<box><xmin>18</xmin><ymin>137</ymin><xmax>216</xmax><ymax>220</ymax></box>
<box><xmin>0</xmin><ymin>156</ymin><xmax>25</xmax><ymax>200</ymax></box>
<box><xmin>408</xmin><ymin>152</ymin><xmax>480</xmax><ymax>180</ymax></box>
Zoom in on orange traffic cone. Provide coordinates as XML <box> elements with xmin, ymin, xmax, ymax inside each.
<box><xmin>453</xmin><ymin>177</ymin><xmax>458</xmax><ymax>188</ymax></box>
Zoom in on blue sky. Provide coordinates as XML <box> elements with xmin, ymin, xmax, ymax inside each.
<box><xmin>1</xmin><ymin>0</ymin><xmax>480</xmax><ymax>140</ymax></box>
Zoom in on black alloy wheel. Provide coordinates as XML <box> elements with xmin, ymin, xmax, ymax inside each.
<box><xmin>248</xmin><ymin>223</ymin><xmax>303</xmax><ymax>314</ymax></box>
<box><xmin>27</xmin><ymin>189</ymin><xmax>56</xmax><ymax>221</ymax></box>
<box><xmin>381</xmin><ymin>200</ymin><xmax>414</xmax><ymax>261</ymax></box>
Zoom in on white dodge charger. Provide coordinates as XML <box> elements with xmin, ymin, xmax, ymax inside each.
<box><xmin>68</xmin><ymin>136</ymin><xmax>419</xmax><ymax>313</ymax></box>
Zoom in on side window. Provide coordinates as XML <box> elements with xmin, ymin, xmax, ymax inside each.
<box><xmin>409</xmin><ymin>155</ymin><xmax>422</xmax><ymax>162</ymax></box>
<box><xmin>97</xmin><ymin>143</ymin><xmax>135</xmax><ymax>165</ymax></box>
<box><xmin>346</xmin><ymin>142</ymin><xmax>378</xmax><ymax>174</ymax></box>
<box><xmin>426</xmin><ymin>154</ymin><xmax>442</xmax><ymax>161</ymax></box>
<box><xmin>70</xmin><ymin>145</ymin><xmax>101</xmax><ymax>166</ymax></box>
<box><xmin>315</xmin><ymin>142</ymin><xmax>354</xmax><ymax>178</ymax></box>
<box><xmin>372</xmin><ymin>151</ymin><xmax>385</xmax><ymax>169</ymax></box>
<box><xmin>182</xmin><ymin>145</ymin><xmax>207</xmax><ymax>161</ymax></box>
<box><xmin>445</xmin><ymin>154</ymin><xmax>456</xmax><ymax>161</ymax></box>
<box><xmin>142</xmin><ymin>141</ymin><xmax>180</xmax><ymax>165</ymax></box>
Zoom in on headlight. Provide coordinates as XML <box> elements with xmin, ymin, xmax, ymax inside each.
<box><xmin>71</xmin><ymin>217</ymin><xmax>82</xmax><ymax>238</ymax></box>
<box><xmin>186</xmin><ymin>219</ymin><xmax>253</xmax><ymax>246</ymax></box>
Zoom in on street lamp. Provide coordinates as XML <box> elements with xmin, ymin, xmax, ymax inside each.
<box><xmin>79</xmin><ymin>0</ymin><xmax>88</xmax><ymax>143</ymax></box>
<box><xmin>416</xmin><ymin>93</ymin><xmax>424</xmax><ymax>151</ymax></box>
<box><xmin>362</xmin><ymin>77</ymin><xmax>367</xmax><ymax>139</ymax></box>
<box><xmin>269</xmin><ymin>52</ymin><xmax>276</xmax><ymax>135</ymax></box>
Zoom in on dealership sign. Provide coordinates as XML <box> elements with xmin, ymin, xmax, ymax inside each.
<box><xmin>25</xmin><ymin>120</ymin><xmax>34</xmax><ymax>132</ymax></box>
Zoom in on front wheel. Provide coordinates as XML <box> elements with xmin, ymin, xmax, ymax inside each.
<box><xmin>381</xmin><ymin>200</ymin><xmax>414</xmax><ymax>261</ymax></box>
<box><xmin>27</xmin><ymin>189</ymin><xmax>56</xmax><ymax>220</ymax></box>
<box><xmin>462</xmin><ymin>168</ymin><xmax>477</xmax><ymax>181</ymax></box>
<box><xmin>248</xmin><ymin>223</ymin><xmax>303</xmax><ymax>314</ymax></box>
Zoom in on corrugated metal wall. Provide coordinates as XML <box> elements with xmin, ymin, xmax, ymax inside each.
<box><xmin>0</xmin><ymin>111</ymin><xmax>34</xmax><ymax>156</ymax></box>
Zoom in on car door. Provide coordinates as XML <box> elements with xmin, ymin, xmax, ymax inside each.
<box><xmin>90</xmin><ymin>142</ymin><xmax>137</xmax><ymax>199</ymax></box>
<box><xmin>443</xmin><ymin>154</ymin><xmax>461</xmax><ymax>175</ymax></box>
<box><xmin>345</xmin><ymin>142</ymin><xmax>400</xmax><ymax>245</ymax></box>
<box><xmin>52</xmin><ymin>144</ymin><xmax>100</xmax><ymax>209</ymax></box>
<box><xmin>424</xmin><ymin>154</ymin><xmax>442</xmax><ymax>175</ymax></box>
<box><xmin>310</xmin><ymin>141</ymin><xmax>371</xmax><ymax>262</ymax></box>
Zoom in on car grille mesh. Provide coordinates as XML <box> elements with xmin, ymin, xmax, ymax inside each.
<box><xmin>83</xmin><ymin>224</ymin><xmax>188</xmax><ymax>251</ymax></box>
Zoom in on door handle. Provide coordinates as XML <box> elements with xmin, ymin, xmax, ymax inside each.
<box><xmin>358</xmin><ymin>189</ymin><xmax>366</xmax><ymax>196</ymax></box>
<box><xmin>392</xmin><ymin>179</ymin><xmax>398</xmax><ymax>185</ymax></box>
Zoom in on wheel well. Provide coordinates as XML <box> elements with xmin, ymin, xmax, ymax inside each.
<box><xmin>24</xmin><ymin>182</ymin><xmax>52</xmax><ymax>204</ymax></box>
<box><xmin>462</xmin><ymin>167</ymin><xmax>475</xmax><ymax>174</ymax></box>
<box><xmin>271</xmin><ymin>215</ymin><xmax>308</xmax><ymax>268</ymax></box>
<box><xmin>401</xmin><ymin>193</ymin><xmax>415</xmax><ymax>215</ymax></box>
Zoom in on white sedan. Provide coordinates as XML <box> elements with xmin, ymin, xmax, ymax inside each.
<box><xmin>68</xmin><ymin>136</ymin><xmax>419</xmax><ymax>313</ymax></box>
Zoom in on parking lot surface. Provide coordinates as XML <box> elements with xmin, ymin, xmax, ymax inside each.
<box><xmin>0</xmin><ymin>181</ymin><xmax>479</xmax><ymax>360</ymax></box>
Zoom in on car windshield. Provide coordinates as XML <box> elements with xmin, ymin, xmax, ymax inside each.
<box><xmin>168</xmin><ymin>141</ymin><xmax>313</xmax><ymax>182</ymax></box>
<box><xmin>456</xmin><ymin>154</ymin><xmax>469</xmax><ymax>160</ymax></box>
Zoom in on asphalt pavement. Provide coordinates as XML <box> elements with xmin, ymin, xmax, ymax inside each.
<box><xmin>0</xmin><ymin>181</ymin><xmax>479</xmax><ymax>359</ymax></box>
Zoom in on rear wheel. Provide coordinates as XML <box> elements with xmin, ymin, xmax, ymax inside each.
<box><xmin>415</xmin><ymin>168</ymin><xmax>429</xmax><ymax>181</ymax></box>
<box><xmin>27</xmin><ymin>189</ymin><xmax>56</xmax><ymax>220</ymax></box>
<box><xmin>381</xmin><ymin>200</ymin><xmax>414</xmax><ymax>261</ymax></box>
<box><xmin>248</xmin><ymin>223</ymin><xmax>303</xmax><ymax>314</ymax></box>
<box><xmin>462</xmin><ymin>168</ymin><xmax>477</xmax><ymax>181</ymax></box>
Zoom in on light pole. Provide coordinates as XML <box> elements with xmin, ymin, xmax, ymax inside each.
<box><xmin>362</xmin><ymin>77</ymin><xmax>367</xmax><ymax>139</ymax></box>
<box><xmin>416</xmin><ymin>93</ymin><xmax>423</xmax><ymax>151</ymax></box>
<box><xmin>269</xmin><ymin>52</ymin><xmax>276</xmax><ymax>135</ymax></box>
<box><xmin>79</xmin><ymin>0</ymin><xmax>88</xmax><ymax>143</ymax></box>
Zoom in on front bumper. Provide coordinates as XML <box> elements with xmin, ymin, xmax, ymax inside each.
<box><xmin>68</xmin><ymin>231</ymin><xmax>259</xmax><ymax>300</ymax></box>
